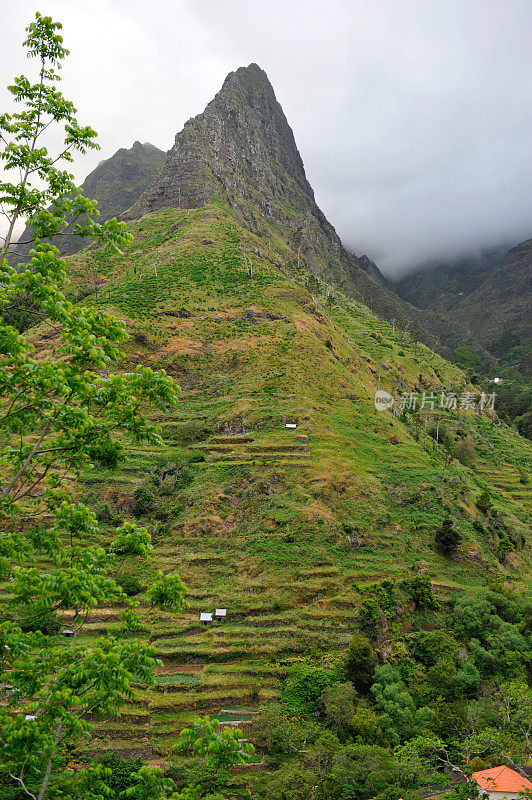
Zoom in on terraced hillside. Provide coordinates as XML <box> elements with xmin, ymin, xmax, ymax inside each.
<box><xmin>44</xmin><ymin>202</ymin><xmax>531</xmax><ymax>768</ymax></box>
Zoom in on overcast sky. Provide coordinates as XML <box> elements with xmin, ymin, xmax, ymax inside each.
<box><xmin>2</xmin><ymin>0</ymin><xmax>532</xmax><ymax>277</ymax></box>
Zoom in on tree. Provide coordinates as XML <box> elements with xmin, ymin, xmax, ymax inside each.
<box><xmin>252</xmin><ymin>702</ymin><xmax>320</xmax><ymax>756</ymax></box>
<box><xmin>403</xmin><ymin>575</ymin><xmax>439</xmax><ymax>610</ymax></box>
<box><xmin>0</xmin><ymin>14</ymin><xmax>187</xmax><ymax>799</ymax></box>
<box><xmin>371</xmin><ymin>665</ymin><xmax>434</xmax><ymax>744</ymax></box>
<box><xmin>344</xmin><ymin>631</ymin><xmax>376</xmax><ymax>693</ymax></box>
<box><xmin>435</xmin><ymin>517</ymin><xmax>461</xmax><ymax>556</ymax></box>
<box><xmin>174</xmin><ymin>716</ymin><xmax>255</xmax><ymax>791</ymax></box>
<box><xmin>489</xmin><ymin>682</ymin><xmax>532</xmax><ymax>765</ymax></box>
<box><xmin>349</xmin><ymin>702</ymin><xmax>386</xmax><ymax>745</ymax></box>
<box><xmin>320</xmin><ymin>682</ymin><xmax>357</xmax><ymax>734</ymax></box>
<box><xmin>322</xmin><ymin>744</ymin><xmax>408</xmax><ymax>800</ymax></box>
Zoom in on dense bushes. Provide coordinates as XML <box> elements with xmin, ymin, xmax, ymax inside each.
<box><xmin>97</xmin><ymin>754</ymin><xmax>142</xmax><ymax>797</ymax></box>
<box><xmin>434</xmin><ymin>517</ymin><xmax>461</xmax><ymax>555</ymax></box>
<box><xmin>281</xmin><ymin>664</ymin><xmax>340</xmax><ymax>717</ymax></box>
<box><xmin>115</xmin><ymin>574</ymin><xmax>143</xmax><ymax>596</ymax></box>
<box><xmin>252</xmin><ymin>584</ymin><xmax>532</xmax><ymax>800</ymax></box>
<box><xmin>344</xmin><ymin>632</ymin><xmax>376</xmax><ymax>693</ymax></box>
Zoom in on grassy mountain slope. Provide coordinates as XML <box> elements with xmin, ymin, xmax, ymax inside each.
<box><xmin>47</xmin><ymin>202</ymin><xmax>531</xmax><ymax>769</ymax></box>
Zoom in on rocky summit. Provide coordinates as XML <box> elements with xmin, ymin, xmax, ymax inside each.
<box><xmin>123</xmin><ymin>65</ymin><xmax>490</xmax><ymax>364</ymax></box>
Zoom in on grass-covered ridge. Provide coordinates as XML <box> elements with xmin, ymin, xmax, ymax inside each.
<box><xmin>51</xmin><ymin>202</ymin><xmax>531</xmax><ymax>778</ymax></box>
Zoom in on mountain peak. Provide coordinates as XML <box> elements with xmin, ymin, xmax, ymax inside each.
<box><xmin>224</xmin><ymin>62</ymin><xmax>270</xmax><ymax>84</ymax></box>
<box><xmin>219</xmin><ymin>63</ymin><xmax>276</xmax><ymax>97</ymax></box>
<box><xmin>125</xmin><ymin>63</ymin><xmax>313</xmax><ymax>224</ymax></box>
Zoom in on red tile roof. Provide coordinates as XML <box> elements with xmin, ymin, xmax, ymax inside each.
<box><xmin>472</xmin><ymin>765</ymin><xmax>532</xmax><ymax>792</ymax></box>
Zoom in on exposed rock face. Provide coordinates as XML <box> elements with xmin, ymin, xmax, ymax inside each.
<box><xmin>82</xmin><ymin>141</ymin><xmax>166</xmax><ymax>225</ymax></box>
<box><xmin>126</xmin><ymin>64</ymin><xmax>342</xmax><ymax>268</ymax></box>
<box><xmin>14</xmin><ymin>141</ymin><xmax>166</xmax><ymax>259</ymax></box>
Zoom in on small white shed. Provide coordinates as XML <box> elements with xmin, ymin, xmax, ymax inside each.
<box><xmin>200</xmin><ymin>612</ymin><xmax>213</xmax><ymax>624</ymax></box>
<box><xmin>215</xmin><ymin>608</ymin><xmax>227</xmax><ymax>622</ymax></box>
<box><xmin>285</xmin><ymin>423</ymin><xmax>297</xmax><ymax>430</ymax></box>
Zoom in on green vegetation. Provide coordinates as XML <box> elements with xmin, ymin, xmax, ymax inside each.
<box><xmin>0</xmin><ymin>12</ymin><xmax>530</xmax><ymax>800</ymax></box>
<box><xmin>54</xmin><ymin>193</ymin><xmax>530</xmax><ymax>796</ymax></box>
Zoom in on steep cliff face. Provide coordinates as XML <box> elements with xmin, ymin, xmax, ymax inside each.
<box><xmin>82</xmin><ymin>141</ymin><xmax>166</xmax><ymax>224</ymax></box>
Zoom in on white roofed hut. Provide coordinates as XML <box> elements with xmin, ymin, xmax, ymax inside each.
<box><xmin>215</xmin><ymin>608</ymin><xmax>227</xmax><ymax>623</ymax></box>
<box><xmin>200</xmin><ymin>612</ymin><xmax>213</xmax><ymax>625</ymax></box>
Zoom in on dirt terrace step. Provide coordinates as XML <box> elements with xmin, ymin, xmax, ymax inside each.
<box><xmin>210</xmin><ymin>436</ymin><xmax>254</xmax><ymax>444</ymax></box>
<box><xmin>211</xmin><ymin>452</ymin><xmax>311</xmax><ymax>461</ymax></box>
<box><xmin>246</xmin><ymin>444</ymin><xmax>309</xmax><ymax>452</ymax></box>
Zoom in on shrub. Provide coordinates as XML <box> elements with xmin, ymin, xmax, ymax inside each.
<box><xmin>175</xmin><ymin>420</ymin><xmax>212</xmax><ymax>442</ymax></box>
<box><xmin>132</xmin><ymin>485</ymin><xmax>157</xmax><ymax>517</ymax></box>
<box><xmin>434</xmin><ymin>517</ymin><xmax>461</xmax><ymax>556</ymax></box>
<box><xmin>359</xmin><ymin>598</ymin><xmax>381</xmax><ymax>635</ymax></box>
<box><xmin>282</xmin><ymin>665</ymin><xmax>339</xmax><ymax>716</ymax></box>
<box><xmin>20</xmin><ymin>612</ymin><xmax>61</xmax><ymax>636</ymax></box>
<box><xmin>116</xmin><ymin>574</ymin><xmax>143</xmax><ymax>597</ymax></box>
<box><xmin>98</xmin><ymin>753</ymin><xmax>142</xmax><ymax>796</ymax></box>
<box><xmin>454</xmin><ymin>436</ymin><xmax>476</xmax><ymax>466</ymax></box>
<box><xmin>476</xmin><ymin>489</ymin><xmax>492</xmax><ymax>515</ymax></box>
<box><xmin>94</xmin><ymin>501</ymin><xmax>119</xmax><ymax>524</ymax></box>
<box><xmin>403</xmin><ymin>575</ymin><xmax>439</xmax><ymax>610</ymax></box>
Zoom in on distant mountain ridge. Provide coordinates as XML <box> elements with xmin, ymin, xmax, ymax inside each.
<box><xmin>13</xmin><ymin>140</ymin><xmax>166</xmax><ymax>259</ymax></box>
<box><xmin>394</xmin><ymin>245</ymin><xmax>509</xmax><ymax>312</ymax></box>
<box><xmin>395</xmin><ymin>240</ymin><xmax>531</xmax><ymax>373</ymax></box>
